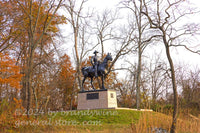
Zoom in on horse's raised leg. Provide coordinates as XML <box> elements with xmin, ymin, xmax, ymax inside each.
<box><xmin>82</xmin><ymin>77</ymin><xmax>86</xmax><ymax>92</ymax></box>
<box><xmin>101</xmin><ymin>75</ymin><xmax>106</xmax><ymax>90</ymax></box>
<box><xmin>91</xmin><ymin>77</ymin><xmax>96</xmax><ymax>91</ymax></box>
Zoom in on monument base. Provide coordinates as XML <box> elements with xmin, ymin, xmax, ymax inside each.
<box><xmin>77</xmin><ymin>89</ymin><xmax>118</xmax><ymax>110</ymax></box>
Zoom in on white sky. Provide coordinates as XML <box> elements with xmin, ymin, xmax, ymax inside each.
<box><xmin>95</xmin><ymin>1</ymin><xmax>200</xmax><ymax>58</ymax></box>
<box><xmin>88</xmin><ymin>0</ymin><xmax>200</xmax><ymax>65</ymax></box>
<box><xmin>61</xmin><ymin>0</ymin><xmax>200</xmax><ymax>78</ymax></box>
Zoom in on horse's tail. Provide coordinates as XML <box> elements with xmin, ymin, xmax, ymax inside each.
<box><xmin>81</xmin><ymin>67</ymin><xmax>84</xmax><ymax>74</ymax></box>
<box><xmin>81</xmin><ymin>67</ymin><xmax>87</xmax><ymax>75</ymax></box>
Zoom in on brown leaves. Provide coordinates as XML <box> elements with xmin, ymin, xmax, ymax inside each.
<box><xmin>58</xmin><ymin>54</ymin><xmax>75</xmax><ymax>89</ymax></box>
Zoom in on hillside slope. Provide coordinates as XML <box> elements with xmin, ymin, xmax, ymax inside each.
<box><xmin>8</xmin><ymin>109</ymin><xmax>200</xmax><ymax>133</ymax></box>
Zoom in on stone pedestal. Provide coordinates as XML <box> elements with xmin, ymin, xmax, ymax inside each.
<box><xmin>77</xmin><ymin>89</ymin><xmax>117</xmax><ymax>110</ymax></box>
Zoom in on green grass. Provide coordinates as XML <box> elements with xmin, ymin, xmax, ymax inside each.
<box><xmin>48</xmin><ymin>109</ymin><xmax>142</xmax><ymax>125</ymax></box>
<box><xmin>12</xmin><ymin>109</ymin><xmax>142</xmax><ymax>133</ymax></box>
<box><xmin>4</xmin><ymin>109</ymin><xmax>200</xmax><ymax>133</ymax></box>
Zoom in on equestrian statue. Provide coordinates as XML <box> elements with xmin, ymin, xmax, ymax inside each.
<box><xmin>81</xmin><ymin>51</ymin><xmax>113</xmax><ymax>92</ymax></box>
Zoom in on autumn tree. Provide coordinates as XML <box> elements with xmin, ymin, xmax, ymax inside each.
<box><xmin>0</xmin><ymin>1</ymin><xmax>21</xmax><ymax>53</ymax></box>
<box><xmin>57</xmin><ymin>54</ymin><xmax>76</xmax><ymax>110</ymax></box>
<box><xmin>4</xmin><ymin>0</ymin><xmax>66</xmax><ymax>117</ymax></box>
<box><xmin>0</xmin><ymin>53</ymin><xmax>23</xmax><ymax>101</ymax></box>
<box><xmin>116</xmin><ymin>78</ymin><xmax>136</xmax><ymax>108</ymax></box>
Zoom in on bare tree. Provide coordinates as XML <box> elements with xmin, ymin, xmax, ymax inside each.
<box><xmin>88</xmin><ymin>8</ymin><xmax>137</xmax><ymax>84</ymax></box>
<box><xmin>92</xmin><ymin>9</ymin><xmax>119</xmax><ymax>60</ymax></box>
<box><xmin>116</xmin><ymin>62</ymin><xmax>138</xmax><ymax>107</ymax></box>
<box><xmin>177</xmin><ymin>65</ymin><xmax>200</xmax><ymax>113</ymax></box>
<box><xmin>146</xmin><ymin>53</ymin><xmax>168</xmax><ymax>104</ymax></box>
<box><xmin>64</xmin><ymin>0</ymin><xmax>98</xmax><ymax>90</ymax></box>
<box><xmin>141</xmin><ymin>0</ymin><xmax>200</xmax><ymax>132</ymax></box>
<box><xmin>121</xmin><ymin>0</ymin><xmax>159</xmax><ymax>109</ymax></box>
<box><xmin>64</xmin><ymin>0</ymin><xmax>86</xmax><ymax>89</ymax></box>
<box><xmin>105</xmin><ymin>25</ymin><xmax>136</xmax><ymax>78</ymax></box>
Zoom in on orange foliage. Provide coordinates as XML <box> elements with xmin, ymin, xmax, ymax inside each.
<box><xmin>0</xmin><ymin>53</ymin><xmax>23</xmax><ymax>90</ymax></box>
<box><xmin>0</xmin><ymin>0</ymin><xmax>67</xmax><ymax>50</ymax></box>
<box><xmin>58</xmin><ymin>54</ymin><xmax>75</xmax><ymax>89</ymax></box>
<box><xmin>0</xmin><ymin>53</ymin><xmax>23</xmax><ymax>130</ymax></box>
<box><xmin>57</xmin><ymin>54</ymin><xmax>76</xmax><ymax>109</ymax></box>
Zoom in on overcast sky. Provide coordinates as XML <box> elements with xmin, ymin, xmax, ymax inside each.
<box><xmin>61</xmin><ymin>0</ymin><xmax>200</xmax><ymax>78</ymax></box>
<box><xmin>86</xmin><ymin>0</ymin><xmax>200</xmax><ymax>66</ymax></box>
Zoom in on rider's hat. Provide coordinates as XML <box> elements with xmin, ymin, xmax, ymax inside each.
<box><xmin>93</xmin><ymin>50</ymin><xmax>99</xmax><ymax>54</ymax></box>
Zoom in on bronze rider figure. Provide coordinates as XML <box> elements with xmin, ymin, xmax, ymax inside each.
<box><xmin>91</xmin><ymin>50</ymin><xmax>99</xmax><ymax>78</ymax></box>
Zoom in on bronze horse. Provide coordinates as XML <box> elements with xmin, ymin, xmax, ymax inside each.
<box><xmin>81</xmin><ymin>53</ymin><xmax>112</xmax><ymax>92</ymax></box>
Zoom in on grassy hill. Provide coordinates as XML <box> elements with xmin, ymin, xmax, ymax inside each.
<box><xmin>7</xmin><ymin>109</ymin><xmax>200</xmax><ymax>133</ymax></box>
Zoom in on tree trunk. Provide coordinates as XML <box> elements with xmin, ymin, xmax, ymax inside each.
<box><xmin>69</xmin><ymin>93</ymin><xmax>73</xmax><ymax>110</ymax></box>
<box><xmin>22</xmin><ymin>75</ymin><xmax>27</xmax><ymax>107</ymax></box>
<box><xmin>26</xmin><ymin>50</ymin><xmax>34</xmax><ymax>118</ymax></box>
<box><xmin>136</xmin><ymin>0</ymin><xmax>143</xmax><ymax>110</ymax></box>
<box><xmin>136</xmin><ymin>52</ymin><xmax>141</xmax><ymax>110</ymax></box>
<box><xmin>74</xmin><ymin>29</ymin><xmax>82</xmax><ymax>90</ymax></box>
<box><xmin>162</xmin><ymin>32</ymin><xmax>178</xmax><ymax>133</ymax></box>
